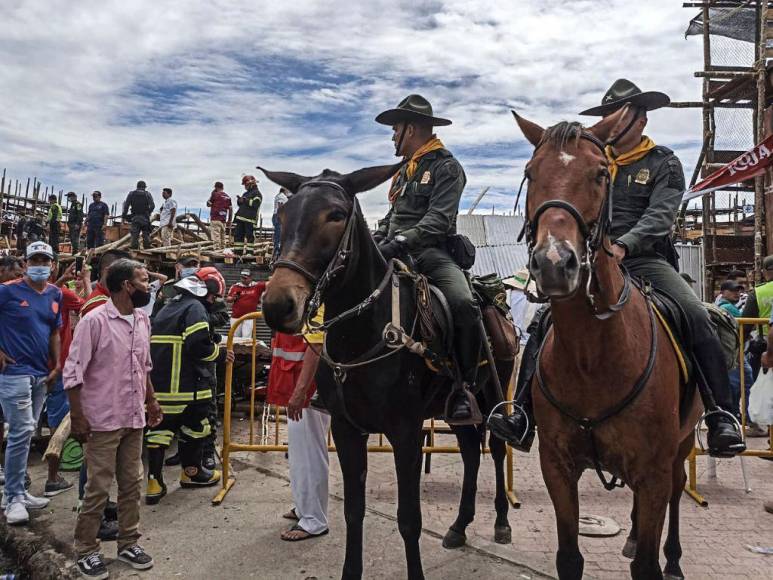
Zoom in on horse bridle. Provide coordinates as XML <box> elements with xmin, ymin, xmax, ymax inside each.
<box><xmin>516</xmin><ymin>130</ymin><xmax>631</xmax><ymax>320</ymax></box>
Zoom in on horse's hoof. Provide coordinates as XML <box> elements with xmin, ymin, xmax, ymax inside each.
<box><xmin>622</xmin><ymin>538</ymin><xmax>637</xmax><ymax>559</ymax></box>
<box><xmin>494</xmin><ymin>525</ymin><xmax>512</xmax><ymax>544</ymax></box>
<box><xmin>442</xmin><ymin>528</ymin><xmax>466</xmax><ymax>549</ymax></box>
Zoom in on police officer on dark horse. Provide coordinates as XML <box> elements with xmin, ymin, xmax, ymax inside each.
<box><xmin>489</xmin><ymin>78</ymin><xmax>746</xmax><ymax>458</ymax></box>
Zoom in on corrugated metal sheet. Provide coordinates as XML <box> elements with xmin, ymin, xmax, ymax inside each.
<box><xmin>471</xmin><ymin>245</ymin><xmax>530</xmax><ymax>278</ymax></box>
<box><xmin>456</xmin><ymin>214</ymin><xmax>529</xmax><ymax>278</ymax></box>
<box><xmin>675</xmin><ymin>243</ymin><xmax>705</xmax><ymax>301</ymax></box>
<box><xmin>456</xmin><ymin>215</ymin><xmax>486</xmax><ymax>246</ymax></box>
<box><xmin>483</xmin><ymin>215</ymin><xmax>525</xmax><ymax>246</ymax></box>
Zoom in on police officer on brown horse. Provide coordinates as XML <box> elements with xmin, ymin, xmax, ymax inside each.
<box><xmin>374</xmin><ymin>95</ymin><xmax>482</xmax><ymax>423</ymax></box>
<box><xmin>490</xmin><ymin>79</ymin><xmax>746</xmax><ymax>457</ymax></box>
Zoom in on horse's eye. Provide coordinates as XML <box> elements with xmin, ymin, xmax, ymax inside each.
<box><xmin>327</xmin><ymin>211</ymin><xmax>346</xmax><ymax>222</ymax></box>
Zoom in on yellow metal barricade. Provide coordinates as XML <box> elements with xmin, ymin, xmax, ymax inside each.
<box><xmin>213</xmin><ymin>312</ymin><xmax>520</xmax><ymax>507</ymax></box>
<box><xmin>684</xmin><ymin>317</ymin><xmax>773</xmax><ymax>505</ymax></box>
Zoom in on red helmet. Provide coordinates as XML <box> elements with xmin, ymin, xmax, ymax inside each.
<box><xmin>241</xmin><ymin>175</ymin><xmax>256</xmax><ymax>186</ymax></box>
<box><xmin>196</xmin><ymin>267</ymin><xmax>226</xmax><ymax>297</ymax></box>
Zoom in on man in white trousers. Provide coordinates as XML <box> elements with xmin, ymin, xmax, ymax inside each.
<box><xmin>280</xmin><ymin>319</ymin><xmax>329</xmax><ymax>541</ymax></box>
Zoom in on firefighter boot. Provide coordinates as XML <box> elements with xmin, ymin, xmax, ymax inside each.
<box><xmin>179</xmin><ymin>439</ymin><xmax>221</xmax><ymax>488</ymax></box>
<box><xmin>145</xmin><ymin>447</ymin><xmax>168</xmax><ymax>505</ymax></box>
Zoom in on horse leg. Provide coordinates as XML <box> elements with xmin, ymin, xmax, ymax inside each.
<box><xmin>663</xmin><ymin>438</ymin><xmax>692</xmax><ymax>580</ymax></box>
<box><xmin>622</xmin><ymin>496</ymin><xmax>638</xmax><ymax>559</ymax></box>
<box><xmin>540</xmin><ymin>454</ymin><xmax>583</xmax><ymax>580</ymax></box>
<box><xmin>489</xmin><ymin>429</ymin><xmax>512</xmax><ymax>544</ymax></box>
<box><xmin>390</xmin><ymin>429</ymin><xmax>426</xmax><ymax>580</ymax></box>
<box><xmin>331</xmin><ymin>420</ymin><xmax>369</xmax><ymax>580</ymax></box>
<box><xmin>443</xmin><ymin>425</ymin><xmax>481</xmax><ymax>549</ymax></box>
<box><xmin>629</xmin><ymin>478</ymin><xmax>670</xmax><ymax>580</ymax></box>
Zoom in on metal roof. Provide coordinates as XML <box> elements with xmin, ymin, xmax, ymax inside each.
<box><xmin>456</xmin><ymin>214</ymin><xmax>529</xmax><ymax>278</ymax></box>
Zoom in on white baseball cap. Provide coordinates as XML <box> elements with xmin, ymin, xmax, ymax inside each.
<box><xmin>240</xmin><ymin>270</ymin><xmax>251</xmax><ymax>277</ymax></box>
<box><xmin>26</xmin><ymin>241</ymin><xmax>54</xmax><ymax>260</ymax></box>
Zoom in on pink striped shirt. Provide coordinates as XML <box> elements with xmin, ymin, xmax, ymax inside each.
<box><xmin>63</xmin><ymin>299</ymin><xmax>152</xmax><ymax>431</ymax></box>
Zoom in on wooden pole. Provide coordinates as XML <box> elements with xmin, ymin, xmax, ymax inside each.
<box><xmin>754</xmin><ymin>0</ymin><xmax>768</xmax><ymax>283</ymax></box>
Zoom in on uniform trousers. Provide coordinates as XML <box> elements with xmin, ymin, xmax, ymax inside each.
<box><xmin>287</xmin><ymin>407</ymin><xmax>330</xmax><ymax>535</ymax></box>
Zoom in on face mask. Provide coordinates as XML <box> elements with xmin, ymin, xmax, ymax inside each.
<box><xmin>129</xmin><ymin>284</ymin><xmax>151</xmax><ymax>308</ymax></box>
<box><xmin>180</xmin><ymin>267</ymin><xmax>198</xmax><ymax>278</ymax></box>
<box><xmin>27</xmin><ymin>266</ymin><xmax>51</xmax><ymax>283</ymax></box>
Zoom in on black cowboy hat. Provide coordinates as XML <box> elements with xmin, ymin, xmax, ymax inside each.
<box><xmin>579</xmin><ymin>78</ymin><xmax>670</xmax><ymax>117</ymax></box>
<box><xmin>375</xmin><ymin>94</ymin><xmax>451</xmax><ymax>127</ymax></box>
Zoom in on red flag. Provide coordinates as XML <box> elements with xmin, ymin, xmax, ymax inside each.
<box><xmin>684</xmin><ymin>134</ymin><xmax>773</xmax><ymax>200</ymax></box>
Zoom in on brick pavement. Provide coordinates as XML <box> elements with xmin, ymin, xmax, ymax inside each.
<box><xmin>235</xmin><ymin>420</ymin><xmax>773</xmax><ymax>579</ymax></box>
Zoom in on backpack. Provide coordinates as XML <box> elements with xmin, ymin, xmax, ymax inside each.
<box><xmin>704</xmin><ymin>302</ymin><xmax>740</xmax><ymax>370</ymax></box>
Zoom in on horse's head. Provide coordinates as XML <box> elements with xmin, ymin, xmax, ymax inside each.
<box><xmin>512</xmin><ymin>107</ymin><xmax>632</xmax><ymax>298</ymax></box>
<box><xmin>259</xmin><ymin>162</ymin><xmax>403</xmax><ymax>333</ymax></box>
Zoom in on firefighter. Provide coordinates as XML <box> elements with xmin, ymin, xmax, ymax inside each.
<box><xmin>145</xmin><ymin>267</ymin><xmax>235</xmax><ymax>504</ymax></box>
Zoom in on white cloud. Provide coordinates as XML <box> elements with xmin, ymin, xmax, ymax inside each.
<box><xmin>2</xmin><ymin>0</ymin><xmax>712</xmax><ymax>224</ymax></box>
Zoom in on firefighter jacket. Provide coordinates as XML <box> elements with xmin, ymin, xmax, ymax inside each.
<box><xmin>235</xmin><ymin>186</ymin><xmax>262</xmax><ymax>224</ymax></box>
<box><xmin>150</xmin><ymin>293</ymin><xmax>226</xmax><ymax>413</ymax></box>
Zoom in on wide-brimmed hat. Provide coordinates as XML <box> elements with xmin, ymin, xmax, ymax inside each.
<box><xmin>375</xmin><ymin>94</ymin><xmax>451</xmax><ymax>127</ymax></box>
<box><xmin>502</xmin><ymin>268</ymin><xmax>535</xmax><ymax>292</ymax></box>
<box><xmin>579</xmin><ymin>78</ymin><xmax>670</xmax><ymax>117</ymax></box>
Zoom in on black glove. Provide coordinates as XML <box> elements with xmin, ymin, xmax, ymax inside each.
<box><xmin>378</xmin><ymin>239</ymin><xmax>404</xmax><ymax>261</ymax></box>
<box><xmin>373</xmin><ymin>231</ymin><xmax>386</xmax><ymax>244</ymax></box>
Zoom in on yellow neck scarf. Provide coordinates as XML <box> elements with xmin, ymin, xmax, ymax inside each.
<box><xmin>605</xmin><ymin>136</ymin><xmax>656</xmax><ymax>182</ymax></box>
<box><xmin>388</xmin><ymin>136</ymin><xmax>445</xmax><ymax>203</ymax></box>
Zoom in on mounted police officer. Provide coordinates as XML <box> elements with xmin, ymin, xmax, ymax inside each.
<box><xmin>374</xmin><ymin>95</ymin><xmax>482</xmax><ymax>424</ymax></box>
<box><xmin>490</xmin><ymin>79</ymin><xmax>745</xmax><ymax>457</ymax></box>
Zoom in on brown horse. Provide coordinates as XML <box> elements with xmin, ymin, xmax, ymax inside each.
<box><xmin>512</xmin><ymin>108</ymin><xmax>701</xmax><ymax>580</ymax></box>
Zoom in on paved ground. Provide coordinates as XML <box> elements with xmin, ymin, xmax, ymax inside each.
<box><xmin>15</xmin><ymin>419</ymin><xmax>773</xmax><ymax>579</ymax></box>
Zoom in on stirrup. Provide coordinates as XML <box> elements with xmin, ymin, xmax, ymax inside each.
<box><xmin>486</xmin><ymin>400</ymin><xmax>533</xmax><ymax>449</ymax></box>
<box><xmin>695</xmin><ymin>408</ymin><xmax>744</xmax><ymax>458</ymax></box>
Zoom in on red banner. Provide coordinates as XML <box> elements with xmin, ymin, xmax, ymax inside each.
<box><xmin>684</xmin><ymin>134</ymin><xmax>773</xmax><ymax>200</ymax></box>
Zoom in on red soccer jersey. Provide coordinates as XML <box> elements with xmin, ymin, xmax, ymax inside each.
<box><xmin>209</xmin><ymin>191</ymin><xmax>232</xmax><ymax>223</ymax></box>
<box><xmin>80</xmin><ymin>282</ymin><xmax>110</xmax><ymax>317</ymax></box>
<box><xmin>228</xmin><ymin>281</ymin><xmax>267</xmax><ymax>318</ymax></box>
<box><xmin>59</xmin><ymin>287</ymin><xmax>84</xmax><ymax>368</ymax></box>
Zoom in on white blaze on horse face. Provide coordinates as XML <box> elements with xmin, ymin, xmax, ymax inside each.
<box><xmin>559</xmin><ymin>151</ymin><xmax>575</xmax><ymax>166</ymax></box>
<box><xmin>546</xmin><ymin>232</ymin><xmax>562</xmax><ymax>265</ymax></box>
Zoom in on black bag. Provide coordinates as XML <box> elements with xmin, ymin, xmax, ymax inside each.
<box><xmin>446</xmin><ymin>234</ymin><xmax>476</xmax><ymax>270</ymax></box>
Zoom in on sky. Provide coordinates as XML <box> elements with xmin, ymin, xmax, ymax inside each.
<box><xmin>0</xmin><ymin>1</ymin><xmax>722</xmax><ymax>224</ymax></box>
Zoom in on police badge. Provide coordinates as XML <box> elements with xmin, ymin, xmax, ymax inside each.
<box><xmin>634</xmin><ymin>168</ymin><xmax>650</xmax><ymax>185</ymax></box>
<box><xmin>420</xmin><ymin>171</ymin><xmax>431</xmax><ymax>185</ymax></box>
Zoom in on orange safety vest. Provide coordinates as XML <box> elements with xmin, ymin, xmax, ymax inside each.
<box><xmin>266</xmin><ymin>332</ymin><xmax>316</xmax><ymax>407</ymax></box>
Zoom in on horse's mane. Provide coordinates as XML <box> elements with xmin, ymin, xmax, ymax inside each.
<box><xmin>539</xmin><ymin>121</ymin><xmax>584</xmax><ymax>150</ymax></box>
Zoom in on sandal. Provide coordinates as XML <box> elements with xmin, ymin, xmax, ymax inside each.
<box><xmin>282</xmin><ymin>508</ymin><xmax>299</xmax><ymax>521</ymax></box>
<box><xmin>280</xmin><ymin>524</ymin><xmax>329</xmax><ymax>542</ymax></box>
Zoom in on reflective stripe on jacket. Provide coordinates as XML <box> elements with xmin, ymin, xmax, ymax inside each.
<box><xmin>266</xmin><ymin>332</ymin><xmax>314</xmax><ymax>407</ymax></box>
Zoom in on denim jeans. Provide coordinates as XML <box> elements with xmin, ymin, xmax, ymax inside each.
<box><xmin>729</xmin><ymin>360</ymin><xmax>754</xmax><ymax>421</ymax></box>
<box><xmin>0</xmin><ymin>374</ymin><xmax>44</xmax><ymax>498</ymax></box>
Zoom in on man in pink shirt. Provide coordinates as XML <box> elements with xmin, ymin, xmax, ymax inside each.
<box><xmin>64</xmin><ymin>259</ymin><xmax>162</xmax><ymax>580</ymax></box>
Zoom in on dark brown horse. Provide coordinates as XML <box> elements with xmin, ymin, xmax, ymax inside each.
<box><xmin>259</xmin><ymin>164</ymin><xmax>513</xmax><ymax>580</ymax></box>
<box><xmin>512</xmin><ymin>108</ymin><xmax>701</xmax><ymax>580</ymax></box>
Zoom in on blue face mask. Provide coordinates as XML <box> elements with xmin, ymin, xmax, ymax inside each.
<box><xmin>27</xmin><ymin>265</ymin><xmax>51</xmax><ymax>283</ymax></box>
<box><xmin>180</xmin><ymin>267</ymin><xmax>198</xmax><ymax>279</ymax></box>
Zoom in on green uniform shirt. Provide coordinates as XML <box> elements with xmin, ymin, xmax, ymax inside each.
<box><xmin>376</xmin><ymin>148</ymin><xmax>466</xmax><ymax>252</ymax></box>
<box><xmin>610</xmin><ymin>145</ymin><xmax>684</xmax><ymax>259</ymax></box>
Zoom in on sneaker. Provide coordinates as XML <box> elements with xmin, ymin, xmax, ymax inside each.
<box><xmin>118</xmin><ymin>544</ymin><xmax>154</xmax><ymax>570</ymax></box>
<box><xmin>77</xmin><ymin>552</ymin><xmax>109</xmax><ymax>579</ymax></box>
<box><xmin>0</xmin><ymin>465</ymin><xmax>5</xmax><ymax>485</ymax></box>
<box><xmin>44</xmin><ymin>476</ymin><xmax>74</xmax><ymax>497</ymax></box>
<box><xmin>97</xmin><ymin>518</ymin><xmax>118</xmax><ymax>542</ymax></box>
<box><xmin>746</xmin><ymin>423</ymin><xmax>769</xmax><ymax>438</ymax></box>
<box><xmin>4</xmin><ymin>496</ymin><xmax>29</xmax><ymax>525</ymax></box>
<box><xmin>1</xmin><ymin>491</ymin><xmax>50</xmax><ymax>510</ymax></box>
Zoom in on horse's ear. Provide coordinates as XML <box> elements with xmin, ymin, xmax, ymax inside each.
<box><xmin>340</xmin><ymin>161</ymin><xmax>406</xmax><ymax>195</ymax></box>
<box><xmin>512</xmin><ymin>111</ymin><xmax>544</xmax><ymax>147</ymax></box>
<box><xmin>256</xmin><ymin>167</ymin><xmax>312</xmax><ymax>194</ymax></box>
<box><xmin>588</xmin><ymin>104</ymin><xmax>632</xmax><ymax>144</ymax></box>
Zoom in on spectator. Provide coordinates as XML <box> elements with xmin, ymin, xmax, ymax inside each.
<box><xmin>142</xmin><ymin>271</ymin><xmax>169</xmax><ymax>317</ymax></box>
<box><xmin>15</xmin><ymin>216</ymin><xmax>27</xmax><ymax>253</ymax></box>
<box><xmin>81</xmin><ymin>250</ymin><xmax>130</xmax><ymax>317</ymax></box>
<box><xmin>0</xmin><ymin>241</ymin><xmax>61</xmax><ymax>525</ymax></box>
<box><xmin>65</xmin><ymin>258</ymin><xmax>161</xmax><ymax>578</ymax></box>
<box><xmin>151</xmin><ymin>255</ymin><xmax>200</xmax><ymax>318</ymax></box>
<box><xmin>268</xmin><ymin>309</ymin><xmax>329</xmax><ymax>542</ymax></box>
<box><xmin>47</xmin><ymin>194</ymin><xmax>63</xmax><ymax>254</ymax></box>
<box><xmin>122</xmin><ymin>181</ymin><xmax>155</xmax><ymax>250</ymax></box>
<box><xmin>67</xmin><ymin>192</ymin><xmax>84</xmax><ymax>254</ymax></box>
<box><xmin>742</xmin><ymin>255</ymin><xmax>773</xmax><ymax>378</ymax></box>
<box><xmin>207</xmin><ymin>182</ymin><xmax>232</xmax><ymax>251</ymax></box>
<box><xmin>226</xmin><ymin>270</ymin><xmax>267</xmax><ymax>338</ymax></box>
<box><xmin>86</xmin><ymin>191</ymin><xmax>110</xmax><ymax>249</ymax></box>
<box><xmin>503</xmin><ymin>268</ymin><xmax>539</xmax><ymax>347</ymax></box>
<box><xmin>272</xmin><ymin>187</ymin><xmax>289</xmax><ymax>260</ymax></box>
<box><xmin>0</xmin><ymin>256</ymin><xmax>24</xmax><ymax>485</ymax></box>
<box><xmin>234</xmin><ymin>175</ymin><xmax>262</xmax><ymax>255</ymax></box>
<box><xmin>158</xmin><ymin>188</ymin><xmax>177</xmax><ymax>247</ymax></box>
<box><xmin>25</xmin><ymin>217</ymin><xmax>45</xmax><ymax>244</ymax></box>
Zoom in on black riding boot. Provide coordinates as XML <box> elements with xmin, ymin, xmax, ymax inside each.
<box><xmin>693</xmin><ymin>338</ymin><xmax>746</xmax><ymax>457</ymax></box>
<box><xmin>488</xmin><ymin>329</ymin><xmax>540</xmax><ymax>451</ymax></box>
<box><xmin>445</xmin><ymin>326</ymin><xmax>483</xmax><ymax>426</ymax></box>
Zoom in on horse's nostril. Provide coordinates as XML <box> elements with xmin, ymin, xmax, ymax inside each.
<box><xmin>564</xmin><ymin>251</ymin><xmax>579</xmax><ymax>273</ymax></box>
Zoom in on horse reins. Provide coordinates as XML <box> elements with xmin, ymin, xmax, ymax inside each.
<box><xmin>520</xmin><ymin>128</ymin><xmax>658</xmax><ymax>491</ymax></box>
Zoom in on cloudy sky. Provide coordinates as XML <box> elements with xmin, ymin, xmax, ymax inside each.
<box><xmin>1</xmin><ymin>1</ymin><xmax>722</xmax><ymax>223</ymax></box>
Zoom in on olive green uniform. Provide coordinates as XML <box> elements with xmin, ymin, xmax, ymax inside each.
<box><xmin>376</xmin><ymin>148</ymin><xmax>481</xmax><ymax>381</ymax></box>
